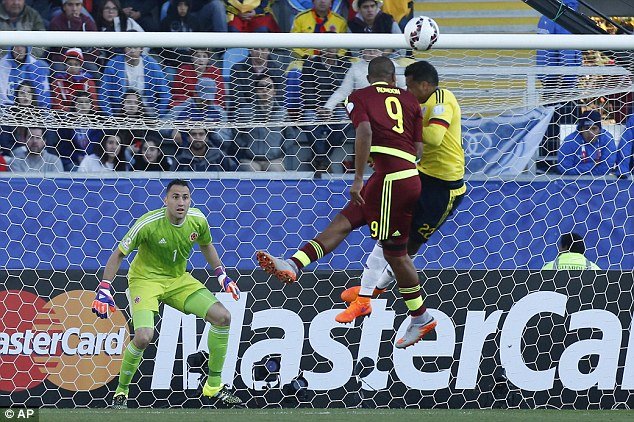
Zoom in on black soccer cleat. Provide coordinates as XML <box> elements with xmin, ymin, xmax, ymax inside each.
<box><xmin>111</xmin><ymin>392</ymin><xmax>128</xmax><ymax>409</ymax></box>
<box><xmin>203</xmin><ymin>383</ymin><xmax>243</xmax><ymax>407</ymax></box>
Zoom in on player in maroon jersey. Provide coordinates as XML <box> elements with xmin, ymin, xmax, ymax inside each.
<box><xmin>257</xmin><ymin>56</ymin><xmax>436</xmax><ymax>348</ymax></box>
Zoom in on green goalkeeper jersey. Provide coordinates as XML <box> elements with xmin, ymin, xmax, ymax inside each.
<box><xmin>119</xmin><ymin>207</ymin><xmax>212</xmax><ymax>281</ymax></box>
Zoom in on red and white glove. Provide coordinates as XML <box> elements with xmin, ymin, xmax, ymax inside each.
<box><xmin>92</xmin><ymin>280</ymin><xmax>117</xmax><ymax>319</ymax></box>
<box><xmin>215</xmin><ymin>266</ymin><xmax>240</xmax><ymax>301</ymax></box>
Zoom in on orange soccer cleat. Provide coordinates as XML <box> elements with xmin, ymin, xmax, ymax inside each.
<box><xmin>395</xmin><ymin>318</ymin><xmax>437</xmax><ymax>349</ymax></box>
<box><xmin>256</xmin><ymin>251</ymin><xmax>297</xmax><ymax>284</ymax></box>
<box><xmin>340</xmin><ymin>286</ymin><xmax>386</xmax><ymax>303</ymax></box>
<box><xmin>335</xmin><ymin>297</ymin><xmax>372</xmax><ymax>323</ymax></box>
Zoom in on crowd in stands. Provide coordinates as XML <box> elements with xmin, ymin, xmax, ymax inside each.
<box><xmin>0</xmin><ymin>0</ymin><xmax>420</xmax><ymax>173</ymax></box>
<box><xmin>0</xmin><ymin>0</ymin><xmax>632</xmax><ymax>176</ymax></box>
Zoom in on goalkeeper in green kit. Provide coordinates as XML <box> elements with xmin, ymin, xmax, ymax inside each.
<box><xmin>92</xmin><ymin>179</ymin><xmax>242</xmax><ymax>408</ymax></box>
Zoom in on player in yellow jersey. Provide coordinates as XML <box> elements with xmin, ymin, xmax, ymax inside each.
<box><xmin>91</xmin><ymin>179</ymin><xmax>242</xmax><ymax>408</ymax></box>
<box><xmin>338</xmin><ymin>60</ymin><xmax>467</xmax><ymax>322</ymax></box>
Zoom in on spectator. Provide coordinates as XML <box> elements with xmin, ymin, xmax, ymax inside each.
<box><xmin>95</xmin><ymin>0</ymin><xmax>144</xmax><ymax>69</ymax></box>
<box><xmin>175</xmin><ymin>127</ymin><xmax>237</xmax><ymax>171</ymax></box>
<box><xmin>281</xmin><ymin>0</ymin><xmax>346</xmax><ymax>33</ymax></box>
<box><xmin>48</xmin><ymin>0</ymin><xmax>98</xmax><ymax>66</ymax></box>
<box><xmin>535</xmin><ymin>1</ymin><xmax>583</xmax><ymax>174</ymax></box>
<box><xmin>172</xmin><ymin>77</ymin><xmax>227</xmax><ymax>121</ymax></box>
<box><xmin>160</xmin><ymin>0</ymin><xmax>199</xmax><ymax>31</ymax></box>
<box><xmin>131</xmin><ymin>138</ymin><xmax>174</xmax><ymax>171</ymax></box>
<box><xmin>235</xmin><ymin>74</ymin><xmax>290</xmax><ymax>171</ymax></box>
<box><xmin>0</xmin><ymin>45</ymin><xmax>50</xmax><ymax>109</ymax></box>
<box><xmin>557</xmin><ymin>110</ymin><xmax>618</xmax><ymax>176</ymax></box>
<box><xmin>616</xmin><ymin>113</ymin><xmax>633</xmax><ymax>177</ymax></box>
<box><xmin>100</xmin><ymin>41</ymin><xmax>171</xmax><ymax>118</ymax></box>
<box><xmin>160</xmin><ymin>0</ymin><xmax>200</xmax><ymax>68</ymax></box>
<box><xmin>542</xmin><ymin>232</ymin><xmax>600</xmax><ymax>270</ymax></box>
<box><xmin>48</xmin><ymin>1</ymin><xmax>96</xmax><ymax>22</ymax></box>
<box><xmin>290</xmin><ymin>0</ymin><xmax>347</xmax><ymax>58</ymax></box>
<box><xmin>51</xmin><ymin>48</ymin><xmax>98</xmax><ymax>112</ymax></box>
<box><xmin>25</xmin><ymin>0</ymin><xmax>55</xmax><ymax>26</ymax></box>
<box><xmin>10</xmin><ymin>127</ymin><xmax>63</xmax><ymax>172</ymax></box>
<box><xmin>13</xmin><ymin>78</ymin><xmax>33</xmax><ymax>106</ymax></box>
<box><xmin>536</xmin><ymin>0</ymin><xmax>581</xmax><ymax>66</ymax></box>
<box><xmin>55</xmin><ymin>91</ymin><xmax>100</xmax><ymax>170</ymax></box>
<box><xmin>96</xmin><ymin>0</ymin><xmax>144</xmax><ymax>31</ymax></box>
<box><xmin>292</xmin><ymin>48</ymin><xmax>349</xmax><ymax>118</ymax></box>
<box><xmin>376</xmin><ymin>0</ymin><xmax>412</xmax><ymax>31</ymax></box>
<box><xmin>120</xmin><ymin>0</ymin><xmax>161</xmax><ymax>32</ymax></box>
<box><xmin>230</xmin><ymin>47</ymin><xmax>284</xmax><ymax>121</ymax></box>
<box><xmin>323</xmin><ymin>48</ymin><xmax>404</xmax><ymax>115</ymax></box>
<box><xmin>226</xmin><ymin>0</ymin><xmax>279</xmax><ymax>33</ymax></box>
<box><xmin>0</xmin><ymin>0</ymin><xmax>45</xmax><ymax>35</ymax></box>
<box><xmin>169</xmin><ymin>76</ymin><xmax>229</xmax><ymax>148</ymax></box>
<box><xmin>73</xmin><ymin>90</ymin><xmax>93</xmax><ymax>114</ymax></box>
<box><xmin>0</xmin><ymin>80</ymin><xmax>40</xmax><ymax>154</ymax></box>
<box><xmin>114</xmin><ymin>89</ymin><xmax>162</xmax><ymax>161</ymax></box>
<box><xmin>78</xmin><ymin>132</ymin><xmax>128</xmax><ymax>171</ymax></box>
<box><xmin>171</xmin><ymin>47</ymin><xmax>226</xmax><ymax>108</ymax></box>
<box><xmin>171</xmin><ymin>0</ymin><xmax>226</xmax><ymax>32</ymax></box>
<box><xmin>348</xmin><ymin>0</ymin><xmax>400</xmax><ymax>34</ymax></box>
<box><xmin>119</xmin><ymin>88</ymin><xmax>145</xmax><ymax>119</ymax></box>
<box><xmin>49</xmin><ymin>0</ymin><xmax>96</xmax><ymax>31</ymax></box>
<box><xmin>4</xmin><ymin>0</ymin><xmax>44</xmax><ymax>27</ymax></box>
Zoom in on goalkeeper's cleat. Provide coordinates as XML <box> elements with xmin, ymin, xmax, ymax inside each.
<box><xmin>395</xmin><ymin>317</ymin><xmax>437</xmax><ymax>349</ymax></box>
<box><xmin>335</xmin><ymin>297</ymin><xmax>372</xmax><ymax>323</ymax></box>
<box><xmin>256</xmin><ymin>251</ymin><xmax>297</xmax><ymax>284</ymax></box>
<box><xmin>203</xmin><ymin>383</ymin><xmax>242</xmax><ymax>406</ymax></box>
<box><xmin>111</xmin><ymin>392</ymin><xmax>128</xmax><ymax>409</ymax></box>
<box><xmin>340</xmin><ymin>286</ymin><xmax>387</xmax><ymax>303</ymax></box>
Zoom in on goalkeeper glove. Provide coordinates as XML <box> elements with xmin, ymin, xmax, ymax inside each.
<box><xmin>215</xmin><ymin>266</ymin><xmax>240</xmax><ymax>301</ymax></box>
<box><xmin>92</xmin><ymin>280</ymin><xmax>117</xmax><ymax>319</ymax></box>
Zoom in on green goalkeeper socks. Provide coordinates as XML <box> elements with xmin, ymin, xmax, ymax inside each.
<box><xmin>206</xmin><ymin>325</ymin><xmax>230</xmax><ymax>388</ymax></box>
<box><xmin>115</xmin><ymin>342</ymin><xmax>144</xmax><ymax>395</ymax></box>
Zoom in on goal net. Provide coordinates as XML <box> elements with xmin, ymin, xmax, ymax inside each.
<box><xmin>0</xmin><ymin>32</ymin><xmax>633</xmax><ymax>410</ymax></box>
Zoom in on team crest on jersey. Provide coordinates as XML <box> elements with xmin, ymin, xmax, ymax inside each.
<box><xmin>190</xmin><ymin>232</ymin><xmax>199</xmax><ymax>242</ymax></box>
<box><xmin>346</xmin><ymin>101</ymin><xmax>354</xmax><ymax>113</ymax></box>
<box><xmin>122</xmin><ymin>237</ymin><xmax>132</xmax><ymax>249</ymax></box>
<box><xmin>134</xmin><ymin>296</ymin><xmax>141</xmax><ymax>304</ymax></box>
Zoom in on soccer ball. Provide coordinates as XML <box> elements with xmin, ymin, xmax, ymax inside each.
<box><xmin>404</xmin><ymin>16</ymin><xmax>439</xmax><ymax>51</ymax></box>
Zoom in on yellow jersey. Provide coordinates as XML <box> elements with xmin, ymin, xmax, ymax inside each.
<box><xmin>381</xmin><ymin>0</ymin><xmax>412</xmax><ymax>24</ymax></box>
<box><xmin>290</xmin><ymin>9</ymin><xmax>348</xmax><ymax>58</ymax></box>
<box><xmin>418</xmin><ymin>88</ymin><xmax>465</xmax><ymax>182</ymax></box>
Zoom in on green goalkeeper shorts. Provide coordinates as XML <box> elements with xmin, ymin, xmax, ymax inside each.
<box><xmin>128</xmin><ymin>273</ymin><xmax>218</xmax><ymax>328</ymax></box>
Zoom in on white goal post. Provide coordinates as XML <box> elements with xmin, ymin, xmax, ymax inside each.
<box><xmin>3</xmin><ymin>31</ymin><xmax>634</xmax><ymax>50</ymax></box>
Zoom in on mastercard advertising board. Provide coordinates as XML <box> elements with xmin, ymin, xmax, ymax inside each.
<box><xmin>0</xmin><ymin>289</ymin><xmax>129</xmax><ymax>393</ymax></box>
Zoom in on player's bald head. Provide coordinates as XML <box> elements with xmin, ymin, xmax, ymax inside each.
<box><xmin>367</xmin><ymin>56</ymin><xmax>395</xmax><ymax>83</ymax></box>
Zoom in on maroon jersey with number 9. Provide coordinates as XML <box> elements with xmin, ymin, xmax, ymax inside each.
<box><xmin>346</xmin><ymin>82</ymin><xmax>423</xmax><ymax>172</ymax></box>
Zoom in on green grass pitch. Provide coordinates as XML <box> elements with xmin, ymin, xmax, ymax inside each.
<box><xmin>38</xmin><ymin>408</ymin><xmax>634</xmax><ymax>422</ymax></box>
